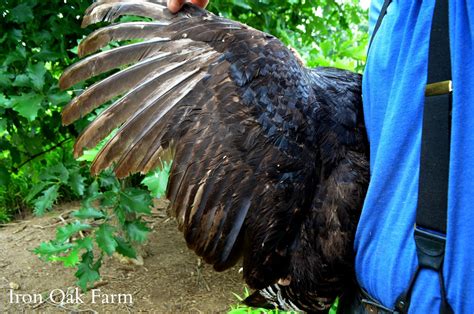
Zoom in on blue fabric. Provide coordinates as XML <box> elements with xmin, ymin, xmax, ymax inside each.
<box><xmin>355</xmin><ymin>0</ymin><xmax>474</xmax><ymax>312</ymax></box>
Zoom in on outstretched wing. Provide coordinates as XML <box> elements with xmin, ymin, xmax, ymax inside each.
<box><xmin>61</xmin><ymin>1</ymin><xmax>337</xmax><ymax>289</ymax></box>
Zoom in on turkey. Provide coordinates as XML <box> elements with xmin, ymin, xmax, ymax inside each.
<box><xmin>59</xmin><ymin>1</ymin><xmax>369</xmax><ymax>312</ymax></box>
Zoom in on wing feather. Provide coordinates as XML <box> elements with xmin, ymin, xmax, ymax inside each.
<box><xmin>92</xmin><ymin>62</ymin><xmax>210</xmax><ymax>175</ymax></box>
<box><xmin>61</xmin><ymin>2</ymin><xmax>367</xmax><ymax>295</ymax></box>
<box><xmin>84</xmin><ymin>0</ymin><xmax>166</xmax><ymax>15</ymax></box>
<box><xmin>63</xmin><ymin>51</ymin><xmax>173</xmax><ymax>125</ymax></box>
<box><xmin>59</xmin><ymin>38</ymin><xmax>170</xmax><ymax>90</ymax></box>
<box><xmin>70</xmin><ymin>48</ymin><xmax>209</xmax><ymax>156</ymax></box>
<box><xmin>82</xmin><ymin>2</ymin><xmax>171</xmax><ymax>27</ymax></box>
<box><xmin>78</xmin><ymin>22</ymin><xmax>169</xmax><ymax>57</ymax></box>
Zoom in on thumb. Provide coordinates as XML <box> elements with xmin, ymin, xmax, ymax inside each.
<box><xmin>167</xmin><ymin>0</ymin><xmax>186</xmax><ymax>13</ymax></box>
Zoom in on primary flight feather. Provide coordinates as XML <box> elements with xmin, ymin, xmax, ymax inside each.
<box><xmin>60</xmin><ymin>1</ymin><xmax>369</xmax><ymax>312</ymax></box>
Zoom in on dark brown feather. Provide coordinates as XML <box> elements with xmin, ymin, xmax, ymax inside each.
<box><xmin>60</xmin><ymin>2</ymin><xmax>369</xmax><ymax>312</ymax></box>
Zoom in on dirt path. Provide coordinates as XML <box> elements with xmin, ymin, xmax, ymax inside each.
<box><xmin>0</xmin><ymin>202</ymin><xmax>245</xmax><ymax>313</ymax></box>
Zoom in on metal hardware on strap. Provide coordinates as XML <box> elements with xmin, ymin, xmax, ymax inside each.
<box><xmin>426</xmin><ymin>80</ymin><xmax>453</xmax><ymax>96</ymax></box>
<box><xmin>361</xmin><ymin>299</ymin><xmax>396</xmax><ymax>314</ymax></box>
<box><xmin>414</xmin><ymin>226</ymin><xmax>446</xmax><ymax>270</ymax></box>
<box><xmin>359</xmin><ymin>288</ymin><xmax>398</xmax><ymax>314</ymax></box>
<box><xmin>395</xmin><ymin>226</ymin><xmax>453</xmax><ymax>314</ymax></box>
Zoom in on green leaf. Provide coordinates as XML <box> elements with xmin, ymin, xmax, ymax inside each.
<box><xmin>114</xmin><ymin>236</ymin><xmax>137</xmax><ymax>258</ymax></box>
<box><xmin>76</xmin><ymin>149</ymin><xmax>98</xmax><ymax>162</ymax></box>
<box><xmin>78</xmin><ymin>130</ymin><xmax>118</xmax><ymax>162</ymax></box>
<box><xmin>8</xmin><ymin>28</ymin><xmax>23</xmax><ymax>42</ymax></box>
<box><xmin>10</xmin><ymin>93</ymin><xmax>43</xmax><ymax>122</ymax></box>
<box><xmin>87</xmin><ymin>180</ymin><xmax>100</xmax><ymax>198</ymax></box>
<box><xmin>119</xmin><ymin>188</ymin><xmax>152</xmax><ymax>215</ymax></box>
<box><xmin>76</xmin><ymin>237</ymin><xmax>94</xmax><ymax>251</ymax></box>
<box><xmin>0</xmin><ymin>93</ymin><xmax>11</xmax><ymax>109</ymax></box>
<box><xmin>329</xmin><ymin>298</ymin><xmax>339</xmax><ymax>314</ymax></box>
<box><xmin>34</xmin><ymin>242</ymin><xmax>75</xmax><ymax>257</ymax></box>
<box><xmin>0</xmin><ymin>70</ymin><xmax>14</xmax><ymax>88</ymax></box>
<box><xmin>72</xmin><ymin>206</ymin><xmax>105</xmax><ymax>220</ymax></box>
<box><xmin>76</xmin><ymin>251</ymin><xmax>102</xmax><ymax>291</ymax></box>
<box><xmin>47</xmin><ymin>91</ymin><xmax>71</xmax><ymax>105</ymax></box>
<box><xmin>101</xmin><ymin>190</ymin><xmax>117</xmax><ymax>207</ymax></box>
<box><xmin>0</xmin><ymin>33</ymin><xmax>7</xmax><ymax>44</ymax></box>
<box><xmin>33</xmin><ymin>185</ymin><xmax>59</xmax><ymax>216</ymax></box>
<box><xmin>9</xmin><ymin>4</ymin><xmax>34</xmax><ymax>24</ymax></box>
<box><xmin>125</xmin><ymin>220</ymin><xmax>150</xmax><ymax>243</ymax></box>
<box><xmin>12</xmin><ymin>74</ymin><xmax>31</xmax><ymax>88</ymax></box>
<box><xmin>142</xmin><ymin>162</ymin><xmax>171</xmax><ymax>198</ymax></box>
<box><xmin>41</xmin><ymin>163</ymin><xmax>69</xmax><ymax>184</ymax></box>
<box><xmin>96</xmin><ymin>224</ymin><xmax>117</xmax><ymax>256</ymax></box>
<box><xmin>0</xmin><ymin>166</ymin><xmax>10</xmax><ymax>186</ymax></box>
<box><xmin>4</xmin><ymin>46</ymin><xmax>27</xmax><ymax>65</ymax></box>
<box><xmin>114</xmin><ymin>204</ymin><xmax>127</xmax><ymax>226</ymax></box>
<box><xmin>98</xmin><ymin>171</ymin><xmax>119</xmax><ymax>189</ymax></box>
<box><xmin>232</xmin><ymin>0</ymin><xmax>252</xmax><ymax>10</ymax></box>
<box><xmin>69</xmin><ymin>171</ymin><xmax>85</xmax><ymax>196</ymax></box>
<box><xmin>27</xmin><ymin>62</ymin><xmax>47</xmax><ymax>91</ymax></box>
<box><xmin>25</xmin><ymin>182</ymin><xmax>49</xmax><ymax>203</ymax></box>
<box><xmin>56</xmin><ymin>221</ymin><xmax>91</xmax><ymax>243</ymax></box>
<box><xmin>52</xmin><ymin>248</ymin><xmax>81</xmax><ymax>267</ymax></box>
<box><xmin>0</xmin><ymin>118</ymin><xmax>6</xmax><ymax>133</ymax></box>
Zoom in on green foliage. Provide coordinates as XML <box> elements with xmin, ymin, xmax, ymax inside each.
<box><xmin>0</xmin><ymin>0</ymin><xmax>91</xmax><ymax>220</ymax></box>
<box><xmin>142</xmin><ymin>161</ymin><xmax>172</xmax><ymax>198</ymax></box>
<box><xmin>76</xmin><ymin>251</ymin><xmax>102</xmax><ymax>291</ymax></box>
<box><xmin>35</xmin><ymin>173</ymin><xmax>153</xmax><ymax>289</ymax></box>
<box><xmin>96</xmin><ymin>223</ymin><xmax>118</xmax><ymax>256</ymax></box>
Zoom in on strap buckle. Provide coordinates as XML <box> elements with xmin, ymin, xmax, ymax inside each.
<box><xmin>359</xmin><ymin>288</ymin><xmax>397</xmax><ymax>314</ymax></box>
<box><xmin>395</xmin><ymin>226</ymin><xmax>449</xmax><ymax>313</ymax></box>
<box><xmin>414</xmin><ymin>226</ymin><xmax>446</xmax><ymax>270</ymax></box>
<box><xmin>425</xmin><ymin>80</ymin><xmax>452</xmax><ymax>96</ymax></box>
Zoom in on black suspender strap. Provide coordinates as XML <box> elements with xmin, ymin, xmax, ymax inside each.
<box><xmin>418</xmin><ymin>0</ymin><xmax>452</xmax><ymax>229</ymax></box>
<box><xmin>368</xmin><ymin>0</ymin><xmax>393</xmax><ymax>50</ymax></box>
<box><xmin>395</xmin><ymin>0</ymin><xmax>454</xmax><ymax>313</ymax></box>
<box><xmin>368</xmin><ymin>0</ymin><xmax>454</xmax><ymax>313</ymax></box>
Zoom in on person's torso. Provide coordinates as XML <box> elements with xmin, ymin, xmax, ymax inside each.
<box><xmin>356</xmin><ymin>0</ymin><xmax>474</xmax><ymax>312</ymax></box>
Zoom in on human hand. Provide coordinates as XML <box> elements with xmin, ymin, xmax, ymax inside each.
<box><xmin>167</xmin><ymin>0</ymin><xmax>209</xmax><ymax>13</ymax></box>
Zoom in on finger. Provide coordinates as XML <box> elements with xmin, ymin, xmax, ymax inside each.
<box><xmin>167</xmin><ymin>0</ymin><xmax>186</xmax><ymax>13</ymax></box>
<box><xmin>190</xmin><ymin>0</ymin><xmax>209</xmax><ymax>8</ymax></box>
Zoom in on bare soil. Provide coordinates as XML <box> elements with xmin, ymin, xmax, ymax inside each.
<box><xmin>0</xmin><ymin>201</ymin><xmax>244</xmax><ymax>313</ymax></box>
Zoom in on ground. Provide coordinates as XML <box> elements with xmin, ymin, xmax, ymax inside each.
<box><xmin>0</xmin><ymin>201</ymin><xmax>245</xmax><ymax>313</ymax></box>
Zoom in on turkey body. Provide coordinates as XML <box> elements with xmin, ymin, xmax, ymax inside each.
<box><xmin>60</xmin><ymin>1</ymin><xmax>369</xmax><ymax>312</ymax></box>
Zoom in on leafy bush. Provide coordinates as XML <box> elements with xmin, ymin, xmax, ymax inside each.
<box><xmin>0</xmin><ymin>0</ymin><xmax>90</xmax><ymax>219</ymax></box>
<box><xmin>0</xmin><ymin>0</ymin><xmax>167</xmax><ymax>289</ymax></box>
<box><xmin>34</xmin><ymin>169</ymin><xmax>154</xmax><ymax>290</ymax></box>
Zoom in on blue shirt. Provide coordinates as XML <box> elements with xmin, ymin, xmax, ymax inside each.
<box><xmin>355</xmin><ymin>0</ymin><xmax>474</xmax><ymax>312</ymax></box>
